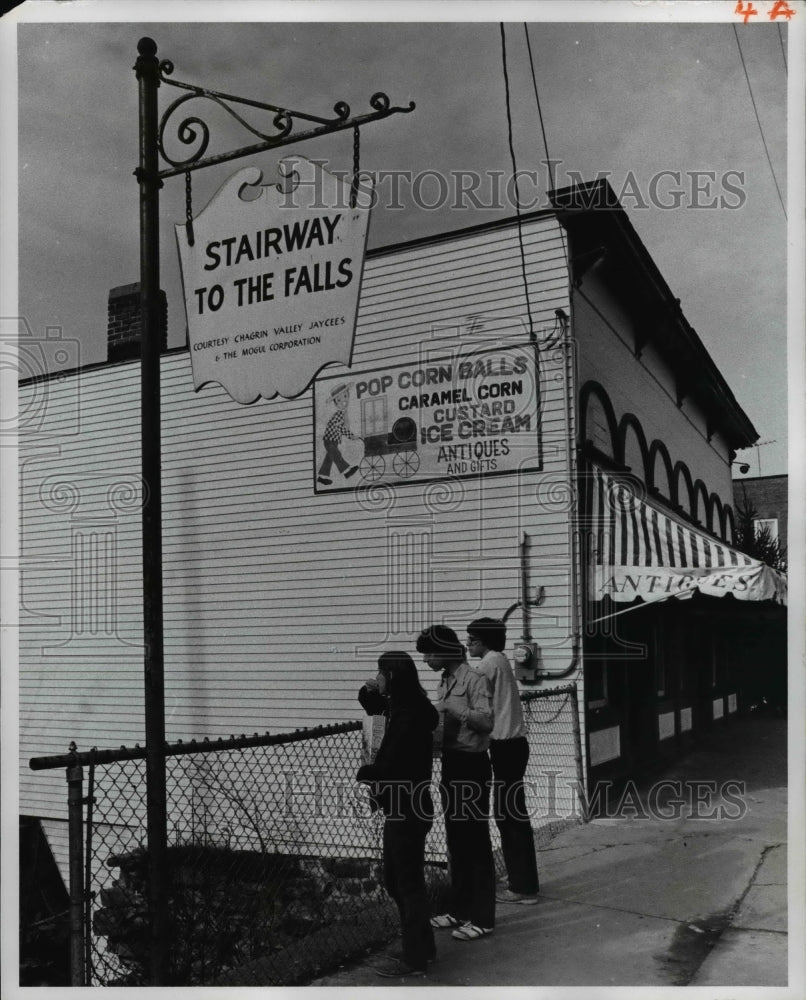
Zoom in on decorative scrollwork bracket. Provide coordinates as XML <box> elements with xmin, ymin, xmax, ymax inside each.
<box><xmin>153</xmin><ymin>49</ymin><xmax>415</xmax><ymax>179</ymax></box>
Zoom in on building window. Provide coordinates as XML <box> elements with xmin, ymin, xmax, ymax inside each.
<box><xmin>711</xmin><ymin>637</ymin><xmax>718</xmax><ymax>689</ymax></box>
<box><xmin>586</xmin><ymin>661</ymin><xmax>608</xmax><ymax>708</ymax></box>
<box><xmin>754</xmin><ymin>518</ymin><xmax>778</xmax><ymax>543</ymax></box>
<box><xmin>655</xmin><ymin>643</ymin><xmax>667</xmax><ymax>698</ymax></box>
<box><xmin>713</xmin><ymin>634</ymin><xmax>727</xmax><ymax>690</ymax></box>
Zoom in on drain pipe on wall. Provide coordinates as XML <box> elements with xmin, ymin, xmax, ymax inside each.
<box><xmin>502</xmin><ymin>533</ymin><xmax>544</xmax><ymax>682</ymax></box>
<box><xmin>554</xmin><ymin>303</ymin><xmax>582</xmax><ymax>680</ymax></box>
<box><xmin>502</xmin><ymin>306</ymin><xmax>582</xmax><ymax>681</ymax></box>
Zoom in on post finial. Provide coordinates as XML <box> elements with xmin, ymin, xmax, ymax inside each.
<box><xmin>138</xmin><ymin>37</ymin><xmax>158</xmax><ymax>58</ymax></box>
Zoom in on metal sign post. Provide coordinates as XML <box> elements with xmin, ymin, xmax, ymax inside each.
<box><xmin>134</xmin><ymin>37</ymin><xmax>168</xmax><ymax>984</ymax></box>
<box><xmin>132</xmin><ymin>36</ymin><xmax>414</xmax><ymax>985</ymax></box>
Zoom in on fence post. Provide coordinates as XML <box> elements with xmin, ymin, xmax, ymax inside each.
<box><xmin>569</xmin><ymin>683</ymin><xmax>590</xmax><ymax>822</ymax></box>
<box><xmin>67</xmin><ymin>758</ymin><xmax>86</xmax><ymax>986</ymax></box>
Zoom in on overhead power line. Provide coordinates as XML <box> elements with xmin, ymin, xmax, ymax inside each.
<box><xmin>524</xmin><ymin>23</ymin><xmax>553</xmax><ymax>190</ymax></box>
<box><xmin>777</xmin><ymin>24</ymin><xmax>788</xmax><ymax>73</ymax></box>
<box><xmin>732</xmin><ymin>25</ymin><xmax>786</xmax><ymax>219</ymax></box>
<box><xmin>523</xmin><ymin>22</ymin><xmax>569</xmax><ymax>273</ymax></box>
<box><xmin>499</xmin><ymin>22</ymin><xmax>535</xmax><ymax>342</ymax></box>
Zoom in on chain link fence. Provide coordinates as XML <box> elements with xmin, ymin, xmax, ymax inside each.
<box><xmin>29</xmin><ymin>684</ymin><xmax>585</xmax><ymax>986</ymax></box>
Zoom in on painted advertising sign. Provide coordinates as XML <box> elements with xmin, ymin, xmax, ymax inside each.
<box><xmin>313</xmin><ymin>344</ymin><xmax>541</xmax><ymax>492</ymax></box>
<box><xmin>175</xmin><ymin>157</ymin><xmax>372</xmax><ymax>404</ymax></box>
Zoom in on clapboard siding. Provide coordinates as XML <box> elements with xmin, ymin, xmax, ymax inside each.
<box><xmin>20</xmin><ymin>215</ymin><xmax>578</xmax><ymax>821</ymax></box>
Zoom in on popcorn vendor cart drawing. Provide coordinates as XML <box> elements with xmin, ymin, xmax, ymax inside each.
<box><xmin>359</xmin><ymin>414</ymin><xmax>419</xmax><ymax>481</ymax></box>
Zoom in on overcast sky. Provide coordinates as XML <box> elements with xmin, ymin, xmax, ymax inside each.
<box><xmin>10</xmin><ymin>3</ymin><xmax>796</xmax><ymax>476</ymax></box>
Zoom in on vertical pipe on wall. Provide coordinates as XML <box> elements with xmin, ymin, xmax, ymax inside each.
<box><xmin>135</xmin><ymin>36</ymin><xmax>168</xmax><ymax>985</ymax></box>
<box><xmin>520</xmin><ymin>533</ymin><xmax>532</xmax><ymax>642</ymax></box>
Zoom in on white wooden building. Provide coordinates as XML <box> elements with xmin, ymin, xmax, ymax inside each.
<box><xmin>20</xmin><ymin>179</ymin><xmax>784</xmax><ymax>876</ymax></box>
<box><xmin>20</xmin><ymin>207</ymin><xmax>579</xmax><ymax>866</ymax></box>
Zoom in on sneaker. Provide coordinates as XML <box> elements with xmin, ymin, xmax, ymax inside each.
<box><xmin>496</xmin><ymin>888</ymin><xmax>540</xmax><ymax>905</ymax></box>
<box><xmin>518</xmin><ymin>894</ymin><xmax>540</xmax><ymax>906</ymax></box>
<box><xmin>451</xmin><ymin>922</ymin><xmax>493</xmax><ymax>941</ymax></box>
<box><xmin>374</xmin><ymin>957</ymin><xmax>426</xmax><ymax>978</ymax></box>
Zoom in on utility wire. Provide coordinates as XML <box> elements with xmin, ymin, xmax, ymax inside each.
<box><xmin>732</xmin><ymin>25</ymin><xmax>786</xmax><ymax>218</ymax></box>
<box><xmin>500</xmin><ymin>22</ymin><xmax>535</xmax><ymax>343</ymax></box>
<box><xmin>523</xmin><ymin>21</ymin><xmax>569</xmax><ymax>271</ymax></box>
<box><xmin>524</xmin><ymin>23</ymin><xmax>554</xmax><ymax>190</ymax></box>
<box><xmin>777</xmin><ymin>24</ymin><xmax>788</xmax><ymax>74</ymax></box>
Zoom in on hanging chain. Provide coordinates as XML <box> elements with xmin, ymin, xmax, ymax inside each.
<box><xmin>184</xmin><ymin>170</ymin><xmax>195</xmax><ymax>247</ymax></box>
<box><xmin>350</xmin><ymin>125</ymin><xmax>360</xmax><ymax>209</ymax></box>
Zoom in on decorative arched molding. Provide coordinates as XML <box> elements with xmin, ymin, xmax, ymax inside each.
<box><xmin>618</xmin><ymin>413</ymin><xmax>651</xmax><ymax>483</ymax></box>
<box><xmin>723</xmin><ymin>506</ymin><xmax>737</xmax><ymax>545</ymax></box>
<box><xmin>648</xmin><ymin>440</ymin><xmax>674</xmax><ymax>500</ymax></box>
<box><xmin>673</xmin><ymin>460</ymin><xmax>695</xmax><ymax>516</ymax></box>
<box><xmin>709</xmin><ymin>493</ymin><xmax>725</xmax><ymax>540</ymax></box>
<box><xmin>579</xmin><ymin>381</ymin><xmax>618</xmax><ymax>459</ymax></box>
<box><xmin>693</xmin><ymin>479</ymin><xmax>711</xmax><ymax>529</ymax></box>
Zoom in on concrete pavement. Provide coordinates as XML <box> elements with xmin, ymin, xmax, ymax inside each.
<box><xmin>311</xmin><ymin>714</ymin><xmax>790</xmax><ymax>988</ymax></box>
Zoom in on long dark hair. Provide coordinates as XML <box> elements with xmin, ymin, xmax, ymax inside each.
<box><xmin>378</xmin><ymin>651</ymin><xmax>429</xmax><ymax>708</ymax></box>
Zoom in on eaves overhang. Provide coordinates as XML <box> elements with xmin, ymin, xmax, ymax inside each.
<box><xmin>549</xmin><ymin>179</ymin><xmax>758</xmax><ymax>451</ymax></box>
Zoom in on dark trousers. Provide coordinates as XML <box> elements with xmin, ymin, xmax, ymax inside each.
<box><xmin>490</xmin><ymin>736</ymin><xmax>539</xmax><ymax>895</ymax></box>
<box><xmin>440</xmin><ymin>749</ymin><xmax>495</xmax><ymax>928</ymax></box>
<box><xmin>318</xmin><ymin>438</ymin><xmax>349</xmax><ymax>477</ymax></box>
<box><xmin>383</xmin><ymin>814</ymin><xmax>435</xmax><ymax>969</ymax></box>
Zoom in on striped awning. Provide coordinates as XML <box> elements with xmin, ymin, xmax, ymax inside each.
<box><xmin>588</xmin><ymin>469</ymin><xmax>786</xmax><ymax>606</ymax></box>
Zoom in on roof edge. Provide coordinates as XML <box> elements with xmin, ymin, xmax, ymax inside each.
<box><xmin>550</xmin><ymin>178</ymin><xmax>758</xmax><ymax>449</ymax></box>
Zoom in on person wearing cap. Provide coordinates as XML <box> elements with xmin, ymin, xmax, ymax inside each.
<box><xmin>317</xmin><ymin>382</ymin><xmax>361</xmax><ymax>485</ymax></box>
<box><xmin>467</xmin><ymin>617</ymin><xmax>539</xmax><ymax>905</ymax></box>
<box><xmin>416</xmin><ymin>624</ymin><xmax>496</xmax><ymax>942</ymax></box>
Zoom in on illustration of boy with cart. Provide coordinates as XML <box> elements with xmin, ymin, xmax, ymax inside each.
<box><xmin>317</xmin><ymin>383</ymin><xmax>362</xmax><ymax>485</ymax></box>
<box><xmin>359</xmin><ymin>415</ymin><xmax>420</xmax><ymax>481</ymax></box>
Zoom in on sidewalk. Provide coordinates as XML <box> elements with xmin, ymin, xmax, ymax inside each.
<box><xmin>311</xmin><ymin>714</ymin><xmax>788</xmax><ymax>988</ymax></box>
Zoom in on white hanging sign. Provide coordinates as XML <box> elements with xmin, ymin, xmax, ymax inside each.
<box><xmin>175</xmin><ymin>157</ymin><xmax>372</xmax><ymax>403</ymax></box>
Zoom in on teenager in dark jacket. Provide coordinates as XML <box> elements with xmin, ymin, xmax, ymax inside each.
<box><xmin>357</xmin><ymin>651</ymin><xmax>440</xmax><ymax>978</ymax></box>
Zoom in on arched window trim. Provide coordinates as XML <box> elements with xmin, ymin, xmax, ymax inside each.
<box><xmin>693</xmin><ymin>479</ymin><xmax>711</xmax><ymax>529</ymax></box>
<box><xmin>723</xmin><ymin>506</ymin><xmax>737</xmax><ymax>545</ymax></box>
<box><xmin>673</xmin><ymin>460</ymin><xmax>695</xmax><ymax>517</ymax></box>
<box><xmin>648</xmin><ymin>440</ymin><xmax>674</xmax><ymax>500</ymax></box>
<box><xmin>617</xmin><ymin>413</ymin><xmax>651</xmax><ymax>482</ymax></box>
<box><xmin>709</xmin><ymin>492</ymin><xmax>725</xmax><ymax>540</ymax></box>
<box><xmin>579</xmin><ymin>381</ymin><xmax>619</xmax><ymax>460</ymax></box>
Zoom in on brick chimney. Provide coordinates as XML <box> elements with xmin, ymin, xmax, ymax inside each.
<box><xmin>107</xmin><ymin>282</ymin><xmax>168</xmax><ymax>363</ymax></box>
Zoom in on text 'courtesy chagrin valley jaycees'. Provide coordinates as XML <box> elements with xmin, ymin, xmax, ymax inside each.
<box><xmin>176</xmin><ymin>162</ymin><xmax>371</xmax><ymax>404</ymax></box>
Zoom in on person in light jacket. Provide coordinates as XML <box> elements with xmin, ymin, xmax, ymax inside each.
<box><xmin>467</xmin><ymin>617</ymin><xmax>539</xmax><ymax>904</ymax></box>
<box><xmin>357</xmin><ymin>651</ymin><xmax>440</xmax><ymax>978</ymax></box>
<box><xmin>416</xmin><ymin>624</ymin><xmax>496</xmax><ymax>942</ymax></box>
